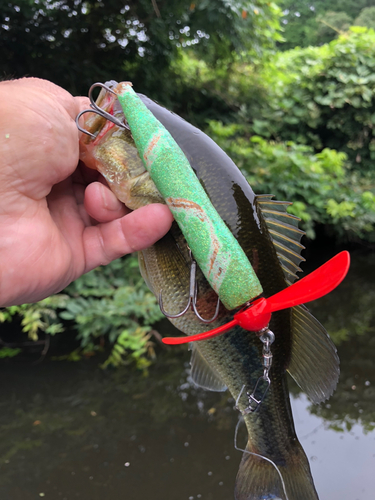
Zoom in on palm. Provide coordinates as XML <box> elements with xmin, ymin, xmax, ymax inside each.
<box><xmin>4</xmin><ymin>177</ymin><xmax>86</xmax><ymax>304</ymax></box>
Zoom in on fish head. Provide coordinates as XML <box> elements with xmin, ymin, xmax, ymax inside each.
<box><xmin>78</xmin><ymin>82</ymin><xmax>164</xmax><ymax>209</ymax></box>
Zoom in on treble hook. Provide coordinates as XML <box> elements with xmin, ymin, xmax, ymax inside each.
<box><xmin>75</xmin><ymin>82</ymin><xmax>129</xmax><ymax>138</ymax></box>
<box><xmin>159</xmin><ymin>249</ymin><xmax>221</xmax><ymax>324</ymax></box>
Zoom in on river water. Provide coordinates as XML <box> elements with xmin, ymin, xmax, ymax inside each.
<box><xmin>0</xmin><ymin>251</ymin><xmax>374</xmax><ymax>500</ymax></box>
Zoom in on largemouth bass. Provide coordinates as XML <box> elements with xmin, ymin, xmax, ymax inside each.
<box><xmin>79</xmin><ymin>83</ymin><xmax>339</xmax><ymax>500</ymax></box>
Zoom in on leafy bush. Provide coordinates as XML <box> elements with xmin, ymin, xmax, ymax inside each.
<box><xmin>245</xmin><ymin>28</ymin><xmax>375</xmax><ymax>173</ymax></box>
<box><xmin>168</xmin><ymin>50</ymin><xmax>270</xmax><ymax>127</ymax></box>
<box><xmin>0</xmin><ymin>256</ymin><xmax>164</xmax><ymax>369</ymax></box>
<box><xmin>208</xmin><ymin>122</ymin><xmax>375</xmax><ymax>240</ymax></box>
<box><xmin>315</xmin><ymin>12</ymin><xmax>353</xmax><ymax>45</ymax></box>
<box><xmin>278</xmin><ymin>0</ymin><xmax>374</xmax><ymax>50</ymax></box>
<box><xmin>172</xmin><ymin>29</ymin><xmax>375</xmax><ymax>241</ymax></box>
<box><xmin>0</xmin><ymin>0</ymin><xmax>282</xmax><ymax>97</ymax></box>
<box><xmin>354</xmin><ymin>7</ymin><xmax>375</xmax><ymax>29</ymax></box>
<box><xmin>173</xmin><ymin>29</ymin><xmax>375</xmax><ymax>177</ymax></box>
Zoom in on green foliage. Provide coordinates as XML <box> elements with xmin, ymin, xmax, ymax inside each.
<box><xmin>0</xmin><ymin>347</ymin><xmax>21</xmax><ymax>358</ymax></box>
<box><xmin>167</xmin><ymin>48</ymin><xmax>276</xmax><ymax>128</ymax></box>
<box><xmin>59</xmin><ymin>256</ymin><xmax>163</xmax><ymax>368</ymax></box>
<box><xmin>0</xmin><ymin>298</ymin><xmax>65</xmax><ymax>359</ymax></box>
<box><xmin>278</xmin><ymin>0</ymin><xmax>374</xmax><ymax>49</ymax></box>
<box><xmin>354</xmin><ymin>7</ymin><xmax>375</xmax><ymax>29</ymax></box>
<box><xmin>208</xmin><ymin>122</ymin><xmax>375</xmax><ymax>239</ymax></box>
<box><xmin>237</xmin><ymin>29</ymin><xmax>375</xmax><ymax>174</ymax></box>
<box><xmin>315</xmin><ymin>12</ymin><xmax>353</xmax><ymax>45</ymax></box>
<box><xmin>1</xmin><ymin>256</ymin><xmax>164</xmax><ymax>369</ymax></box>
<box><xmin>179</xmin><ymin>28</ymin><xmax>375</xmax><ymax>240</ymax></box>
<box><xmin>172</xmin><ymin>29</ymin><xmax>375</xmax><ymax>180</ymax></box>
<box><xmin>0</xmin><ymin>296</ymin><xmax>66</xmax><ymax>340</ymax></box>
<box><xmin>0</xmin><ymin>0</ymin><xmax>282</xmax><ymax>97</ymax></box>
<box><xmin>101</xmin><ymin>326</ymin><xmax>154</xmax><ymax>371</ymax></box>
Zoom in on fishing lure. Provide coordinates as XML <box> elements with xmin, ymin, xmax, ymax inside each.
<box><xmin>111</xmin><ymin>83</ymin><xmax>350</xmax><ymax>343</ymax></box>
<box><xmin>77</xmin><ymin>81</ymin><xmax>350</xmax><ymax>358</ymax></box>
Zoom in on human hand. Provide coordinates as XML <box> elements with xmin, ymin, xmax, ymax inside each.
<box><xmin>0</xmin><ymin>78</ymin><xmax>173</xmax><ymax>307</ymax></box>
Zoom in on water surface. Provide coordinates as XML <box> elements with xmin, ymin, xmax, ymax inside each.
<box><xmin>0</xmin><ymin>251</ymin><xmax>374</xmax><ymax>500</ymax></box>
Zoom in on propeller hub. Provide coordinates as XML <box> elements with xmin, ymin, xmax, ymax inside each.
<box><xmin>234</xmin><ymin>298</ymin><xmax>271</xmax><ymax>332</ymax></box>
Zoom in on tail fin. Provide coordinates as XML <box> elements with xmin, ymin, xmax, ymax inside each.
<box><xmin>234</xmin><ymin>441</ymin><xmax>319</xmax><ymax>500</ymax></box>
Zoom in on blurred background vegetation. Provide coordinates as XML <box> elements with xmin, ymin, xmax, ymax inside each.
<box><xmin>1</xmin><ymin>0</ymin><xmax>375</xmax><ymax>366</ymax></box>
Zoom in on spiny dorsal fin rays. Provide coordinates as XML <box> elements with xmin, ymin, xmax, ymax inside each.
<box><xmin>257</xmin><ymin>196</ymin><xmax>293</xmax><ymax>211</ymax></box>
<box><xmin>268</xmin><ymin>229</ymin><xmax>305</xmax><ymax>253</ymax></box>
<box><xmin>280</xmin><ymin>264</ymin><xmax>301</xmax><ymax>284</ymax></box>
<box><xmin>257</xmin><ymin>195</ymin><xmax>303</xmax><ymax>231</ymax></box>
<box><xmin>257</xmin><ymin>195</ymin><xmax>306</xmax><ymax>283</ymax></box>
<box><xmin>277</xmin><ymin>253</ymin><xmax>304</xmax><ymax>274</ymax></box>
<box><xmin>257</xmin><ymin>199</ymin><xmax>301</xmax><ymax>229</ymax></box>
<box><xmin>266</xmin><ymin>218</ymin><xmax>305</xmax><ymax>240</ymax></box>
<box><xmin>273</xmin><ymin>239</ymin><xmax>305</xmax><ymax>265</ymax></box>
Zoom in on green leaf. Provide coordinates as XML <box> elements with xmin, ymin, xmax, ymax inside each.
<box><xmin>0</xmin><ymin>347</ymin><xmax>21</xmax><ymax>358</ymax></box>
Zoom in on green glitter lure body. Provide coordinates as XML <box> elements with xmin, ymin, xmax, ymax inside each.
<box><xmin>115</xmin><ymin>82</ymin><xmax>262</xmax><ymax>310</ymax></box>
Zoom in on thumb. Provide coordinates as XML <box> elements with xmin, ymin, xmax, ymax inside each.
<box><xmin>82</xmin><ymin>204</ymin><xmax>173</xmax><ymax>271</ymax></box>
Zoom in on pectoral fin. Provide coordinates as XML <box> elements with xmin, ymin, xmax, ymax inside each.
<box><xmin>288</xmin><ymin>305</ymin><xmax>340</xmax><ymax>403</ymax></box>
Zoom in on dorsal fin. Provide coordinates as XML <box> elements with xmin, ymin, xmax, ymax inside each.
<box><xmin>288</xmin><ymin>305</ymin><xmax>340</xmax><ymax>403</ymax></box>
<box><xmin>257</xmin><ymin>195</ymin><xmax>305</xmax><ymax>283</ymax></box>
<box><xmin>190</xmin><ymin>346</ymin><xmax>227</xmax><ymax>392</ymax></box>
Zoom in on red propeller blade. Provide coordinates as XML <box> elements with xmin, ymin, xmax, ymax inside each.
<box><xmin>162</xmin><ymin>251</ymin><xmax>350</xmax><ymax>345</ymax></box>
<box><xmin>162</xmin><ymin>319</ymin><xmax>239</xmax><ymax>345</ymax></box>
<box><xmin>262</xmin><ymin>251</ymin><xmax>350</xmax><ymax>314</ymax></box>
